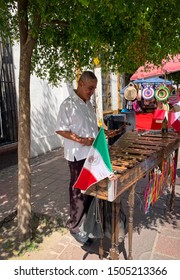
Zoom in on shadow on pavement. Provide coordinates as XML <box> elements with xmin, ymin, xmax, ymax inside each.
<box><xmin>0</xmin><ymin>150</ymin><xmax>18</xmax><ymax>170</ymax></box>
<box><xmin>0</xmin><ymin>211</ymin><xmax>67</xmax><ymax>260</ymax></box>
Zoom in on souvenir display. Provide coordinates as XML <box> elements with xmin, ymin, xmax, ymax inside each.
<box><xmin>132</xmin><ymin>100</ymin><xmax>142</xmax><ymax>112</ymax></box>
<box><xmin>155</xmin><ymin>85</ymin><xmax>170</xmax><ymax>101</ymax></box>
<box><xmin>137</xmin><ymin>88</ymin><xmax>142</xmax><ymax>101</ymax></box>
<box><xmin>122</xmin><ymin>80</ymin><xmax>177</xmax><ymax>115</ymax></box>
<box><xmin>142</xmin><ymin>85</ymin><xmax>154</xmax><ymax>100</ymax></box>
<box><xmin>124</xmin><ymin>83</ymin><xmax>137</xmax><ymax>101</ymax></box>
<box><xmin>126</xmin><ymin>100</ymin><xmax>133</xmax><ymax>110</ymax></box>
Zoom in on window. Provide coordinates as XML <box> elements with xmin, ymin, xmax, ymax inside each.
<box><xmin>0</xmin><ymin>38</ymin><xmax>18</xmax><ymax>146</ymax></box>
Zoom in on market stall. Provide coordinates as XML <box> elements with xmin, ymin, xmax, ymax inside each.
<box><xmin>120</xmin><ymin>78</ymin><xmax>179</xmax><ymax>131</ymax></box>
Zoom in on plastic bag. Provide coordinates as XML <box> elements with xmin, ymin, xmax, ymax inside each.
<box><xmin>81</xmin><ymin>197</ymin><xmax>104</xmax><ymax>239</ymax></box>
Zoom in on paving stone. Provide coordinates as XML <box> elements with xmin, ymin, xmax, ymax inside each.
<box><xmin>155</xmin><ymin>235</ymin><xmax>180</xmax><ymax>259</ymax></box>
<box><xmin>152</xmin><ymin>253</ymin><xmax>177</xmax><ymax>260</ymax></box>
<box><xmin>58</xmin><ymin>244</ymin><xmax>88</xmax><ymax>260</ymax></box>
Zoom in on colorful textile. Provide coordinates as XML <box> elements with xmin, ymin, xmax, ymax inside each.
<box><xmin>144</xmin><ymin>160</ymin><xmax>169</xmax><ymax>213</ymax></box>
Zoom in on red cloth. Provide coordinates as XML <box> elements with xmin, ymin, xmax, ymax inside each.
<box><xmin>151</xmin><ymin>109</ymin><xmax>165</xmax><ymax>130</ymax></box>
<box><xmin>136</xmin><ymin>111</ymin><xmax>172</xmax><ymax>131</ymax></box>
<box><xmin>168</xmin><ymin>111</ymin><xmax>180</xmax><ymax>132</ymax></box>
<box><xmin>136</xmin><ymin>113</ymin><xmax>154</xmax><ymax>130</ymax></box>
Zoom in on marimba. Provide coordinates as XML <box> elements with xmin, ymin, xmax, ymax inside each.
<box><xmin>85</xmin><ymin>131</ymin><xmax>180</xmax><ymax>260</ymax></box>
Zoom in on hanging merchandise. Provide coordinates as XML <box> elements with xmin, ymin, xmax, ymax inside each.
<box><xmin>142</xmin><ymin>85</ymin><xmax>155</xmax><ymax>100</ymax></box>
<box><xmin>144</xmin><ymin>160</ymin><xmax>169</xmax><ymax>213</ymax></box>
<box><xmin>137</xmin><ymin>86</ymin><xmax>142</xmax><ymax>101</ymax></box>
<box><xmin>126</xmin><ymin>100</ymin><xmax>133</xmax><ymax>110</ymax></box>
<box><xmin>162</xmin><ymin>102</ymin><xmax>169</xmax><ymax>111</ymax></box>
<box><xmin>155</xmin><ymin>85</ymin><xmax>170</xmax><ymax>101</ymax></box>
<box><xmin>132</xmin><ymin>100</ymin><xmax>142</xmax><ymax>112</ymax></box>
<box><xmin>124</xmin><ymin>82</ymin><xmax>137</xmax><ymax>101</ymax></box>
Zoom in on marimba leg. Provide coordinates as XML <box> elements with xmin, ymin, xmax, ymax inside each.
<box><xmin>170</xmin><ymin>148</ymin><xmax>178</xmax><ymax>211</ymax></box>
<box><xmin>99</xmin><ymin>238</ymin><xmax>104</xmax><ymax>260</ymax></box>
<box><xmin>114</xmin><ymin>200</ymin><xmax>120</xmax><ymax>258</ymax></box>
<box><xmin>99</xmin><ymin>200</ymin><xmax>104</xmax><ymax>259</ymax></box>
<box><xmin>128</xmin><ymin>183</ymin><xmax>136</xmax><ymax>260</ymax></box>
<box><xmin>109</xmin><ymin>202</ymin><xmax>119</xmax><ymax>260</ymax></box>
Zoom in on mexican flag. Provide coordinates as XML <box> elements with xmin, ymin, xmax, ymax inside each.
<box><xmin>73</xmin><ymin>127</ymin><xmax>113</xmax><ymax>191</ymax></box>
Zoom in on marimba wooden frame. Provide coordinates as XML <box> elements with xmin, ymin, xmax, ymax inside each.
<box><xmin>85</xmin><ymin>131</ymin><xmax>180</xmax><ymax>260</ymax></box>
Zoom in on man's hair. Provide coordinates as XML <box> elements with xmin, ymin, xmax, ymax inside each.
<box><xmin>79</xmin><ymin>71</ymin><xmax>97</xmax><ymax>82</ymax></box>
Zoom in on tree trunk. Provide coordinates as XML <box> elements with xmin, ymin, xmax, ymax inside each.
<box><xmin>17</xmin><ymin>0</ymin><xmax>40</xmax><ymax>241</ymax></box>
<box><xmin>17</xmin><ymin>43</ymin><xmax>34</xmax><ymax>241</ymax></box>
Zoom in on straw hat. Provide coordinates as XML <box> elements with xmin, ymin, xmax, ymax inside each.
<box><xmin>155</xmin><ymin>85</ymin><xmax>170</xmax><ymax>101</ymax></box>
<box><xmin>142</xmin><ymin>86</ymin><xmax>154</xmax><ymax>100</ymax></box>
<box><xmin>124</xmin><ymin>83</ymin><xmax>137</xmax><ymax>101</ymax></box>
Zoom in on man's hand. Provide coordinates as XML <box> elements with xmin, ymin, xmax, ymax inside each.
<box><xmin>105</xmin><ymin>124</ymin><xmax>126</xmax><ymax>138</ymax></box>
<box><xmin>80</xmin><ymin>137</ymin><xmax>94</xmax><ymax>146</ymax></box>
<box><xmin>56</xmin><ymin>130</ymin><xmax>94</xmax><ymax>146</ymax></box>
<box><xmin>105</xmin><ymin>130</ymin><xmax>118</xmax><ymax>138</ymax></box>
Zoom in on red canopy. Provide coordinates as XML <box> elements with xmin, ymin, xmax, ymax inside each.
<box><xmin>162</xmin><ymin>55</ymin><xmax>180</xmax><ymax>74</ymax></box>
<box><xmin>130</xmin><ymin>54</ymin><xmax>180</xmax><ymax>80</ymax></box>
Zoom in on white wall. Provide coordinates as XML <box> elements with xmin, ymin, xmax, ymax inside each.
<box><xmin>13</xmin><ymin>44</ymin><xmax>70</xmax><ymax>157</ymax></box>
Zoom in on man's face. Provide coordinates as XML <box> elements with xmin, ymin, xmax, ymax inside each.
<box><xmin>79</xmin><ymin>79</ymin><xmax>97</xmax><ymax>101</ymax></box>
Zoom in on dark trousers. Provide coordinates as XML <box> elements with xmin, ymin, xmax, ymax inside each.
<box><xmin>68</xmin><ymin>158</ymin><xmax>93</xmax><ymax>233</ymax></box>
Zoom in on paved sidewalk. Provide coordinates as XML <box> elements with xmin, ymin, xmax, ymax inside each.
<box><xmin>0</xmin><ymin>147</ymin><xmax>180</xmax><ymax>260</ymax></box>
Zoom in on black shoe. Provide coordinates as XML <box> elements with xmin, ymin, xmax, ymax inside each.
<box><xmin>83</xmin><ymin>238</ymin><xmax>94</xmax><ymax>246</ymax></box>
<box><xmin>70</xmin><ymin>231</ymin><xmax>89</xmax><ymax>244</ymax></box>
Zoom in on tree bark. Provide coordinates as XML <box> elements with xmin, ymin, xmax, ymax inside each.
<box><xmin>17</xmin><ymin>0</ymin><xmax>39</xmax><ymax>241</ymax></box>
<box><xmin>17</xmin><ymin>43</ymin><xmax>32</xmax><ymax>241</ymax></box>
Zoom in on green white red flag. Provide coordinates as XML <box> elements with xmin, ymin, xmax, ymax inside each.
<box><xmin>73</xmin><ymin>127</ymin><xmax>113</xmax><ymax>191</ymax></box>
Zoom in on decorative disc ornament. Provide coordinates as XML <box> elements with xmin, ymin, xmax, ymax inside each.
<box><xmin>124</xmin><ymin>83</ymin><xmax>137</xmax><ymax>101</ymax></box>
<box><xmin>155</xmin><ymin>85</ymin><xmax>170</xmax><ymax>101</ymax></box>
<box><xmin>142</xmin><ymin>86</ymin><xmax>154</xmax><ymax>100</ymax></box>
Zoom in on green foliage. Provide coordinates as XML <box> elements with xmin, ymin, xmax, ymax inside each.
<box><xmin>168</xmin><ymin>71</ymin><xmax>180</xmax><ymax>84</ymax></box>
<box><xmin>0</xmin><ymin>0</ymin><xmax>19</xmax><ymax>42</ymax></box>
<box><xmin>0</xmin><ymin>0</ymin><xmax>180</xmax><ymax>85</ymax></box>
